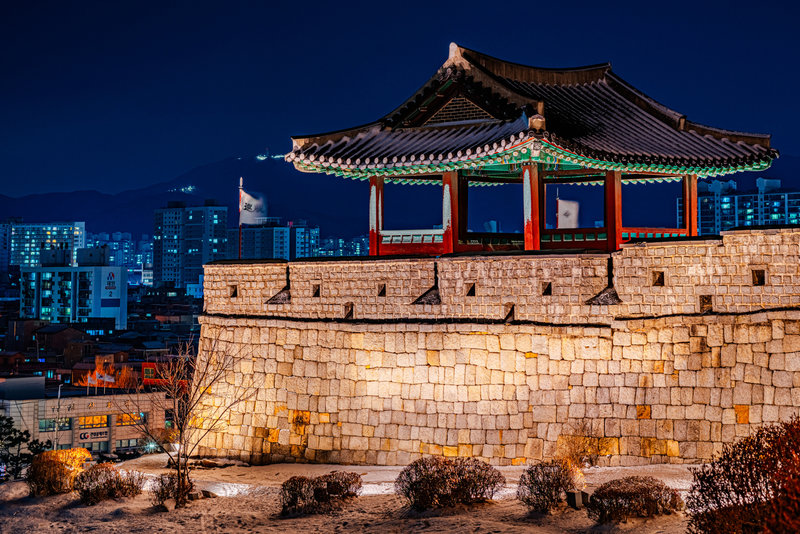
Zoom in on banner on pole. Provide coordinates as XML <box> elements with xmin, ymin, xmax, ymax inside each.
<box><xmin>557</xmin><ymin>198</ymin><xmax>579</xmax><ymax>229</ymax></box>
<box><xmin>239</xmin><ymin>189</ymin><xmax>267</xmax><ymax>225</ymax></box>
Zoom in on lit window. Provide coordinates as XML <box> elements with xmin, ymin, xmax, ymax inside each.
<box><xmin>78</xmin><ymin>415</ymin><xmax>108</xmax><ymax>429</ymax></box>
<box><xmin>116</xmin><ymin>412</ymin><xmax>147</xmax><ymax>426</ymax></box>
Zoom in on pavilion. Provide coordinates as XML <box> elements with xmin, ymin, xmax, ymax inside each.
<box><xmin>286</xmin><ymin>44</ymin><xmax>778</xmax><ymax>255</ymax></box>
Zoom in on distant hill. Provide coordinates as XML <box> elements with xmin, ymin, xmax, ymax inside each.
<box><xmin>1</xmin><ymin>154</ymin><xmax>797</xmax><ymax>238</ymax></box>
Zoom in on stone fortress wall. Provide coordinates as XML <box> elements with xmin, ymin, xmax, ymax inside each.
<box><xmin>195</xmin><ymin>229</ymin><xmax>800</xmax><ymax>465</ymax></box>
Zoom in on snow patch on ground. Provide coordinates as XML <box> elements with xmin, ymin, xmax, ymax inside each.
<box><xmin>121</xmin><ymin>455</ymin><xmax>696</xmax><ymax>499</ymax></box>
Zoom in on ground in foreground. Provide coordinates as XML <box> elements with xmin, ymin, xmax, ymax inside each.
<box><xmin>0</xmin><ymin>456</ymin><xmax>691</xmax><ymax>533</ymax></box>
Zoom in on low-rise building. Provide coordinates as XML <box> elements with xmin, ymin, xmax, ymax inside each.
<box><xmin>0</xmin><ymin>376</ymin><xmax>166</xmax><ymax>455</ymax></box>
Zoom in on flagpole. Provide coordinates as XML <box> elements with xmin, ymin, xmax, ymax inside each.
<box><xmin>238</xmin><ymin>177</ymin><xmax>243</xmax><ymax>260</ymax></box>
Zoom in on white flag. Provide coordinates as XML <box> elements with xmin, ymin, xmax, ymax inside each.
<box><xmin>239</xmin><ymin>189</ymin><xmax>267</xmax><ymax>225</ymax></box>
<box><xmin>557</xmin><ymin>198</ymin><xmax>579</xmax><ymax>229</ymax></box>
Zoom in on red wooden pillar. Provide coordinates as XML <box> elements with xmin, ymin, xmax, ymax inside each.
<box><xmin>368</xmin><ymin>176</ymin><xmax>384</xmax><ymax>256</ymax></box>
<box><xmin>683</xmin><ymin>174</ymin><xmax>698</xmax><ymax>236</ymax></box>
<box><xmin>522</xmin><ymin>163</ymin><xmax>542</xmax><ymax>250</ymax></box>
<box><xmin>442</xmin><ymin>171</ymin><xmax>459</xmax><ymax>254</ymax></box>
<box><xmin>605</xmin><ymin>170</ymin><xmax>622</xmax><ymax>251</ymax></box>
<box><xmin>458</xmin><ymin>174</ymin><xmax>469</xmax><ymax>242</ymax></box>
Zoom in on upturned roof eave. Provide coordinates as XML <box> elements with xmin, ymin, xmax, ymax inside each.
<box><xmin>286</xmin><ymin>43</ymin><xmax>778</xmax><ymax>168</ymax></box>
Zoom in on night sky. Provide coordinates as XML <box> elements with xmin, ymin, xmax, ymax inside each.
<box><xmin>1</xmin><ymin>0</ymin><xmax>798</xmax><ymax>199</ymax></box>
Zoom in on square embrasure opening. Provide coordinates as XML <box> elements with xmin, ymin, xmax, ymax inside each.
<box><xmin>312</xmin><ymin>284</ymin><xmax>321</xmax><ymax>297</ymax></box>
<box><xmin>699</xmin><ymin>295</ymin><xmax>713</xmax><ymax>313</ymax></box>
<box><xmin>229</xmin><ymin>285</ymin><xmax>238</xmax><ymax>298</ymax></box>
<box><xmin>378</xmin><ymin>283</ymin><xmax>386</xmax><ymax>297</ymax></box>
<box><xmin>652</xmin><ymin>271</ymin><xmax>665</xmax><ymax>287</ymax></box>
<box><xmin>752</xmin><ymin>269</ymin><xmax>766</xmax><ymax>286</ymax></box>
<box><xmin>542</xmin><ymin>282</ymin><xmax>552</xmax><ymax>296</ymax></box>
<box><xmin>466</xmin><ymin>283</ymin><xmax>476</xmax><ymax>297</ymax></box>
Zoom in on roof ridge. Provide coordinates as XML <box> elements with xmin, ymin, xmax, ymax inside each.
<box><xmin>448</xmin><ymin>43</ymin><xmax>611</xmax><ymax>82</ymax></box>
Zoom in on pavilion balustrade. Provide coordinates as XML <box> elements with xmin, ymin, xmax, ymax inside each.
<box><xmin>368</xmin><ymin>168</ymin><xmax>699</xmax><ymax>256</ymax></box>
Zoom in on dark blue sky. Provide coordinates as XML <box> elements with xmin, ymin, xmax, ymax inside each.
<box><xmin>1</xmin><ymin>0</ymin><xmax>797</xmax><ymax>197</ymax></box>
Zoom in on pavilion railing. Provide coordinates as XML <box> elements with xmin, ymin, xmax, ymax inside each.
<box><xmin>621</xmin><ymin>228</ymin><xmax>688</xmax><ymax>241</ymax></box>
<box><xmin>464</xmin><ymin>232</ymin><xmax>524</xmax><ymax>246</ymax></box>
<box><xmin>380</xmin><ymin>229</ymin><xmax>444</xmax><ymax>245</ymax></box>
<box><xmin>541</xmin><ymin>228</ymin><xmax>608</xmax><ymax>244</ymax></box>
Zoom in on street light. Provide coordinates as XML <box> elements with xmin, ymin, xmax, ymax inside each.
<box><xmin>54</xmin><ymin>383</ymin><xmax>63</xmax><ymax>450</ymax></box>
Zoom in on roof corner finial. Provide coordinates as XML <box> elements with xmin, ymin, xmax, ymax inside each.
<box><xmin>448</xmin><ymin>42</ymin><xmax>460</xmax><ymax>60</ymax></box>
<box><xmin>528</xmin><ymin>113</ymin><xmax>546</xmax><ymax>132</ymax></box>
<box><xmin>529</xmin><ymin>101</ymin><xmax>546</xmax><ymax>131</ymax></box>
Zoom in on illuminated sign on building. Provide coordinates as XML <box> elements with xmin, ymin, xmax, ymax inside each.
<box><xmin>78</xmin><ymin>429</ymin><xmax>109</xmax><ymax>441</ymax></box>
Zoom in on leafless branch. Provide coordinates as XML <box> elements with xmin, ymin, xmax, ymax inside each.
<box><xmin>114</xmin><ymin>328</ymin><xmax>255</xmax><ymax>507</ymax></box>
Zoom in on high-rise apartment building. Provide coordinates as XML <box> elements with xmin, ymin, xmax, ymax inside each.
<box><xmin>153</xmin><ymin>201</ymin><xmax>227</xmax><ymax>288</ymax></box>
<box><xmin>9</xmin><ymin>222</ymin><xmax>86</xmax><ymax>268</ymax></box>
<box><xmin>0</xmin><ymin>222</ymin><xmax>11</xmax><ymax>273</ymax></box>
<box><xmin>86</xmin><ymin>232</ymin><xmax>153</xmax><ymax>286</ymax></box>
<box><xmin>289</xmin><ymin>220</ymin><xmax>320</xmax><ymax>259</ymax></box>
<box><xmin>318</xmin><ymin>236</ymin><xmax>369</xmax><ymax>257</ymax></box>
<box><xmin>20</xmin><ymin>248</ymin><xmax>127</xmax><ymax>329</ymax></box>
<box><xmin>677</xmin><ymin>178</ymin><xmax>800</xmax><ymax>235</ymax></box>
<box><xmin>226</xmin><ymin>218</ymin><xmax>290</xmax><ymax>260</ymax></box>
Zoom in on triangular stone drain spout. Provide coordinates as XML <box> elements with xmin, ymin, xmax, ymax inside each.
<box><xmin>266</xmin><ymin>266</ymin><xmax>291</xmax><ymax>305</ymax></box>
<box><xmin>585</xmin><ymin>256</ymin><xmax>623</xmax><ymax>305</ymax></box>
<box><xmin>412</xmin><ymin>263</ymin><xmax>441</xmax><ymax>305</ymax></box>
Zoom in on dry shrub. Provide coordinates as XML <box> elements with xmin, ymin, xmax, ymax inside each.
<box><xmin>766</xmin><ymin>450</ymin><xmax>800</xmax><ymax>533</ymax></box>
<box><xmin>451</xmin><ymin>457</ymin><xmax>505</xmax><ymax>503</ymax></box>
<box><xmin>558</xmin><ymin>420</ymin><xmax>600</xmax><ymax>467</ymax></box>
<box><xmin>587</xmin><ymin>476</ymin><xmax>683</xmax><ymax>524</ymax></box>
<box><xmin>315</xmin><ymin>471</ymin><xmax>363</xmax><ymax>501</ymax></box>
<box><xmin>394</xmin><ymin>456</ymin><xmax>456</xmax><ymax>511</ymax></box>
<box><xmin>27</xmin><ymin>448</ymin><xmax>92</xmax><ymax>496</ymax></box>
<box><xmin>394</xmin><ymin>456</ymin><xmax>505</xmax><ymax>511</ymax></box>
<box><xmin>151</xmin><ymin>472</ymin><xmax>194</xmax><ymax>507</ymax></box>
<box><xmin>687</xmin><ymin>423</ymin><xmax>785</xmax><ymax>533</ymax></box>
<box><xmin>280</xmin><ymin>471</ymin><xmax>363</xmax><ymax>516</ymax></box>
<box><xmin>765</xmin><ymin>418</ymin><xmax>800</xmax><ymax>534</ymax></box>
<box><xmin>687</xmin><ymin>417</ymin><xmax>800</xmax><ymax>534</ymax></box>
<box><xmin>74</xmin><ymin>463</ymin><xmax>145</xmax><ymax>505</ymax></box>
<box><xmin>280</xmin><ymin>476</ymin><xmax>318</xmax><ymax>516</ymax></box>
<box><xmin>517</xmin><ymin>459</ymin><xmax>575</xmax><ymax>513</ymax></box>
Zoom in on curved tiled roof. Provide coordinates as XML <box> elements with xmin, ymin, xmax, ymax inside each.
<box><xmin>286</xmin><ymin>117</ymin><xmax>531</xmax><ymax>169</ymax></box>
<box><xmin>287</xmin><ymin>44</ymin><xmax>777</xmax><ymax>178</ymax></box>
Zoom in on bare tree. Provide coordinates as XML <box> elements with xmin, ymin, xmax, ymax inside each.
<box><xmin>116</xmin><ymin>330</ymin><xmax>254</xmax><ymax>507</ymax></box>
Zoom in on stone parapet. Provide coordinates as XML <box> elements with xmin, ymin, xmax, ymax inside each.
<box><xmin>203</xmin><ymin>229</ymin><xmax>800</xmax><ymax>324</ymax></box>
